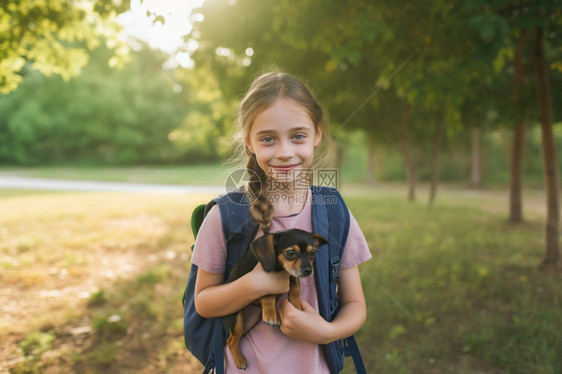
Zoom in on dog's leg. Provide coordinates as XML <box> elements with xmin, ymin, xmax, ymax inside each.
<box><xmin>288</xmin><ymin>276</ymin><xmax>303</xmax><ymax>311</ymax></box>
<box><xmin>225</xmin><ymin>313</ymin><xmax>248</xmax><ymax>370</ymax></box>
<box><xmin>260</xmin><ymin>295</ymin><xmax>280</xmax><ymax>326</ymax></box>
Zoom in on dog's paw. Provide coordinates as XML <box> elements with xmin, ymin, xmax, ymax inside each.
<box><xmin>234</xmin><ymin>357</ymin><xmax>247</xmax><ymax>370</ymax></box>
<box><xmin>262</xmin><ymin>316</ymin><xmax>280</xmax><ymax>327</ymax></box>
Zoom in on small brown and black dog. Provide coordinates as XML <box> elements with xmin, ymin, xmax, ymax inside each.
<box><xmin>223</xmin><ymin>228</ymin><xmax>328</xmax><ymax>370</ymax></box>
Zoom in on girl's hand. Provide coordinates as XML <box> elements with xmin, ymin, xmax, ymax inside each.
<box><xmin>249</xmin><ymin>262</ymin><xmax>291</xmax><ymax>297</ymax></box>
<box><xmin>278</xmin><ymin>298</ymin><xmax>332</xmax><ymax>344</ymax></box>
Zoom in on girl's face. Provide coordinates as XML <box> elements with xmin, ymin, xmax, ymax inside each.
<box><xmin>245</xmin><ymin>98</ymin><xmax>322</xmax><ymax>185</ymax></box>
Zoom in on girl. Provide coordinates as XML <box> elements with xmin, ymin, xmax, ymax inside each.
<box><xmin>192</xmin><ymin>71</ymin><xmax>371</xmax><ymax>373</ymax></box>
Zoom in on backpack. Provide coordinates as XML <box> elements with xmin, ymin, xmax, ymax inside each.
<box><xmin>182</xmin><ymin>186</ymin><xmax>366</xmax><ymax>374</ymax></box>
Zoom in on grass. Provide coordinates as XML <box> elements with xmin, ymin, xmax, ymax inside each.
<box><xmin>0</xmin><ymin>178</ymin><xmax>560</xmax><ymax>373</ymax></box>
<box><xmin>343</xmin><ymin>193</ymin><xmax>561</xmax><ymax>374</ymax></box>
<box><xmin>0</xmin><ymin>191</ymin><xmax>210</xmax><ymax>373</ymax></box>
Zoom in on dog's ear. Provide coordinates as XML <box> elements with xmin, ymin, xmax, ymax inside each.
<box><xmin>312</xmin><ymin>233</ymin><xmax>328</xmax><ymax>249</ymax></box>
<box><xmin>251</xmin><ymin>233</ymin><xmax>278</xmax><ymax>272</ymax></box>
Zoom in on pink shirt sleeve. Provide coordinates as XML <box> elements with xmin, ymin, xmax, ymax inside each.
<box><xmin>191</xmin><ymin>205</ymin><xmax>227</xmax><ymax>274</ymax></box>
<box><xmin>341</xmin><ymin>209</ymin><xmax>372</xmax><ymax>269</ymax></box>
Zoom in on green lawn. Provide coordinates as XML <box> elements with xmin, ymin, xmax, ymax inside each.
<box><xmin>0</xmin><ymin>179</ymin><xmax>560</xmax><ymax>373</ymax></box>
<box><xmin>345</xmin><ymin>193</ymin><xmax>561</xmax><ymax>374</ymax></box>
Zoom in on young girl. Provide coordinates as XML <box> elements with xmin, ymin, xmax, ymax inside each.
<box><xmin>192</xmin><ymin>71</ymin><xmax>371</xmax><ymax>373</ymax></box>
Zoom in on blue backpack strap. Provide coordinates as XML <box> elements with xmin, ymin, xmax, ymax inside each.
<box><xmin>210</xmin><ymin>190</ymin><xmax>258</xmax><ymax>374</ymax></box>
<box><xmin>344</xmin><ymin>336</ymin><xmax>366</xmax><ymax>374</ymax></box>
<box><xmin>312</xmin><ymin>186</ymin><xmax>366</xmax><ymax>374</ymax></box>
<box><xmin>213</xmin><ymin>190</ymin><xmax>258</xmax><ymax>272</ymax></box>
<box><xmin>183</xmin><ymin>189</ymin><xmax>257</xmax><ymax>374</ymax></box>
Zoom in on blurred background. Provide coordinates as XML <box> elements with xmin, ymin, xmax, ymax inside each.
<box><xmin>1</xmin><ymin>0</ymin><xmax>561</xmax><ymax>373</ymax></box>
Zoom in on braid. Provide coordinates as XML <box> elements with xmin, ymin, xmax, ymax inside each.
<box><xmin>245</xmin><ymin>153</ymin><xmax>273</xmax><ymax>233</ymax></box>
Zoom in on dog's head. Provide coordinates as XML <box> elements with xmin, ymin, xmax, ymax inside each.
<box><xmin>250</xmin><ymin>228</ymin><xmax>328</xmax><ymax>277</ymax></box>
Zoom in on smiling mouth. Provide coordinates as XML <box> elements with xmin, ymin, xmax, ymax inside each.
<box><xmin>272</xmin><ymin>164</ymin><xmax>300</xmax><ymax>172</ymax></box>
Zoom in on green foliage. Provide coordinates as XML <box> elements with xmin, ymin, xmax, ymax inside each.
<box><xmin>191</xmin><ymin>0</ymin><xmax>561</xmax><ymax>195</ymax></box>
<box><xmin>92</xmin><ymin>314</ymin><xmax>128</xmax><ymax>338</ymax></box>
<box><xmin>135</xmin><ymin>264</ymin><xmax>172</xmax><ymax>288</ymax></box>
<box><xmin>12</xmin><ymin>331</ymin><xmax>57</xmax><ymax>374</ymax></box>
<box><xmin>19</xmin><ymin>331</ymin><xmax>55</xmax><ymax>358</ymax></box>
<box><xmin>0</xmin><ymin>0</ymin><xmax>130</xmax><ymax>93</ymax></box>
<box><xmin>0</xmin><ymin>46</ymin><xmax>206</xmax><ymax>165</ymax></box>
<box><xmin>88</xmin><ymin>340</ymin><xmax>119</xmax><ymax>366</ymax></box>
<box><xmin>88</xmin><ymin>289</ymin><xmax>107</xmax><ymax>307</ymax></box>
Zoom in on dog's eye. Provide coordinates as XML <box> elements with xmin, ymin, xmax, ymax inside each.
<box><xmin>284</xmin><ymin>250</ymin><xmax>296</xmax><ymax>259</ymax></box>
<box><xmin>310</xmin><ymin>250</ymin><xmax>317</xmax><ymax>257</ymax></box>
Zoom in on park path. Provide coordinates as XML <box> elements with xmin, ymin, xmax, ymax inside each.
<box><xmin>0</xmin><ymin>174</ymin><xmax>550</xmax><ymax>219</ymax></box>
<box><xmin>0</xmin><ymin>175</ymin><xmax>224</xmax><ymax>194</ymax></box>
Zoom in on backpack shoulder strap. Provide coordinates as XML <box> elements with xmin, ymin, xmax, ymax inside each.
<box><xmin>311</xmin><ymin>186</ymin><xmax>366</xmax><ymax>374</ymax></box>
<box><xmin>311</xmin><ymin>186</ymin><xmax>350</xmax><ymax>319</ymax></box>
<box><xmin>207</xmin><ymin>189</ymin><xmax>258</xmax><ymax>374</ymax></box>
<box><xmin>212</xmin><ymin>190</ymin><xmax>258</xmax><ymax>271</ymax></box>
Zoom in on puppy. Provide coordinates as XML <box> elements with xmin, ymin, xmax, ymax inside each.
<box><xmin>223</xmin><ymin>228</ymin><xmax>328</xmax><ymax>370</ymax></box>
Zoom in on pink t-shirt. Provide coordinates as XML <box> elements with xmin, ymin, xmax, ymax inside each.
<box><xmin>191</xmin><ymin>188</ymin><xmax>371</xmax><ymax>373</ymax></box>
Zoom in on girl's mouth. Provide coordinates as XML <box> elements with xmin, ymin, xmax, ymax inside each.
<box><xmin>271</xmin><ymin>164</ymin><xmax>300</xmax><ymax>172</ymax></box>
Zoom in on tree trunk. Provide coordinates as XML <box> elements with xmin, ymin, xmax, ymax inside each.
<box><xmin>534</xmin><ymin>27</ymin><xmax>560</xmax><ymax>268</ymax></box>
<box><xmin>470</xmin><ymin>128</ymin><xmax>481</xmax><ymax>188</ymax></box>
<box><xmin>509</xmin><ymin>123</ymin><xmax>526</xmax><ymax>223</ymax></box>
<box><xmin>397</xmin><ymin>105</ymin><xmax>416</xmax><ymax>202</ymax></box>
<box><xmin>334</xmin><ymin>136</ymin><xmax>345</xmax><ymax>172</ymax></box>
<box><xmin>335</xmin><ymin>146</ymin><xmax>344</xmax><ymax>172</ymax></box>
<box><xmin>429</xmin><ymin>105</ymin><xmax>445</xmax><ymax>207</ymax></box>
<box><xmin>366</xmin><ymin>139</ymin><xmax>376</xmax><ymax>187</ymax></box>
<box><xmin>509</xmin><ymin>30</ymin><xmax>527</xmax><ymax>224</ymax></box>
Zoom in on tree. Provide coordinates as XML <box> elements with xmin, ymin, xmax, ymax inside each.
<box><xmin>534</xmin><ymin>26</ymin><xmax>560</xmax><ymax>267</ymax></box>
<box><xmin>0</xmin><ymin>0</ymin><xmax>130</xmax><ymax>94</ymax></box>
<box><xmin>509</xmin><ymin>29</ymin><xmax>530</xmax><ymax>224</ymax></box>
<box><xmin>466</xmin><ymin>0</ymin><xmax>562</xmax><ymax>267</ymax></box>
<box><xmin>0</xmin><ymin>46</ymin><xmax>191</xmax><ymax>164</ymax></box>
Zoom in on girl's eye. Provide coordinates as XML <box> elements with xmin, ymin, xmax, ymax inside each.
<box><xmin>293</xmin><ymin>133</ymin><xmax>306</xmax><ymax>141</ymax></box>
<box><xmin>284</xmin><ymin>250</ymin><xmax>296</xmax><ymax>259</ymax></box>
<box><xmin>260</xmin><ymin>136</ymin><xmax>275</xmax><ymax>143</ymax></box>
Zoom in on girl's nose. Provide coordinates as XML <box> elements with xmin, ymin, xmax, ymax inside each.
<box><xmin>276</xmin><ymin>140</ymin><xmax>294</xmax><ymax>159</ymax></box>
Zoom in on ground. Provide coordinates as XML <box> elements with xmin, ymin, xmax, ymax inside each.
<box><xmin>0</xmin><ymin>191</ymin><xmax>209</xmax><ymax>373</ymax></box>
<box><xmin>0</xmin><ymin>184</ymin><xmax>557</xmax><ymax>373</ymax></box>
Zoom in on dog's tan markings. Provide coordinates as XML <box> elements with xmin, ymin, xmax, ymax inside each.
<box><xmin>266</xmin><ymin>234</ymin><xmax>275</xmax><ymax>253</ymax></box>
<box><xmin>226</xmin><ymin>313</ymin><xmax>247</xmax><ymax>369</ymax></box>
<box><xmin>279</xmin><ymin>245</ymin><xmax>302</xmax><ymax>273</ymax></box>
<box><xmin>288</xmin><ymin>276</ymin><xmax>303</xmax><ymax>310</ymax></box>
<box><xmin>260</xmin><ymin>295</ymin><xmax>279</xmax><ymax>326</ymax></box>
<box><xmin>313</xmin><ymin>233</ymin><xmax>328</xmax><ymax>248</ymax></box>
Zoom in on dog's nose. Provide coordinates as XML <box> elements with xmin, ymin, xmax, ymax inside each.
<box><xmin>301</xmin><ymin>267</ymin><xmax>312</xmax><ymax>277</ymax></box>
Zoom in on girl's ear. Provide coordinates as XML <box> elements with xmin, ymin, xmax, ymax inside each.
<box><xmin>314</xmin><ymin>124</ymin><xmax>323</xmax><ymax>147</ymax></box>
<box><xmin>245</xmin><ymin>136</ymin><xmax>255</xmax><ymax>154</ymax></box>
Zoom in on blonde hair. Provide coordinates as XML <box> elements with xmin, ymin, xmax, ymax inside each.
<box><xmin>232</xmin><ymin>70</ymin><xmax>332</xmax><ymax>233</ymax></box>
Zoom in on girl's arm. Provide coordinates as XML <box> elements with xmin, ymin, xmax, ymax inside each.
<box><xmin>278</xmin><ymin>265</ymin><xmax>367</xmax><ymax>344</ymax></box>
<box><xmin>195</xmin><ymin>262</ymin><xmax>291</xmax><ymax>318</ymax></box>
